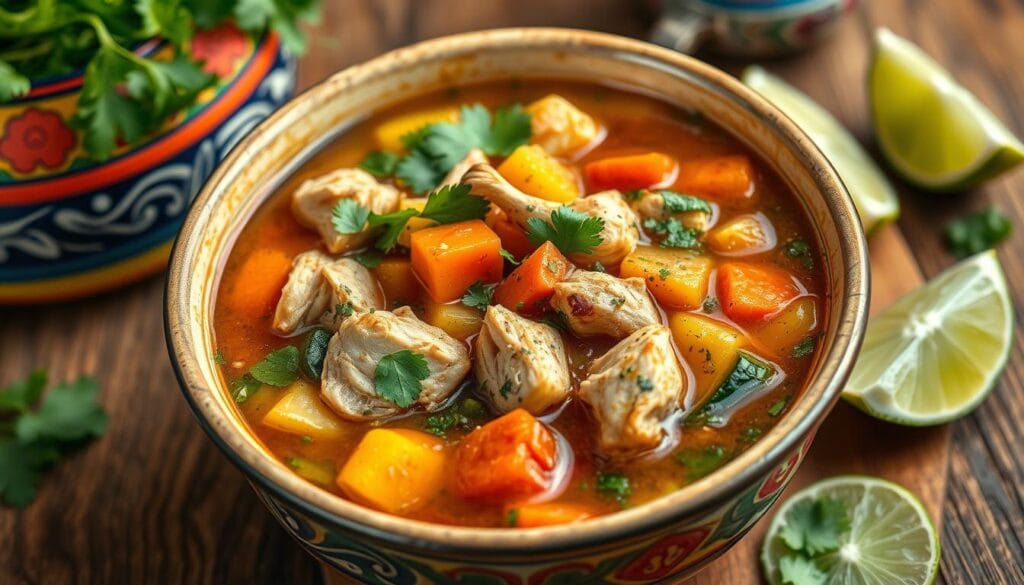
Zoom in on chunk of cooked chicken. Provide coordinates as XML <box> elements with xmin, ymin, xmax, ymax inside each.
<box><xmin>463</xmin><ymin>163</ymin><xmax>639</xmax><ymax>267</ymax></box>
<box><xmin>441</xmin><ymin>148</ymin><xmax>488</xmax><ymax>186</ymax></box>
<box><xmin>550</xmin><ymin>271</ymin><xmax>660</xmax><ymax>338</ymax></box>
<box><xmin>525</xmin><ymin>95</ymin><xmax>603</xmax><ymax>157</ymax></box>
<box><xmin>578</xmin><ymin>324</ymin><xmax>683</xmax><ymax>456</ymax></box>
<box><xmin>474</xmin><ymin>305</ymin><xmax>570</xmax><ymax>414</ymax></box>
<box><xmin>292</xmin><ymin>168</ymin><xmax>401</xmax><ymax>253</ymax></box>
<box><xmin>321</xmin><ymin>307</ymin><xmax>471</xmax><ymax>421</ymax></box>
<box><xmin>273</xmin><ymin>252</ymin><xmax>384</xmax><ymax>335</ymax></box>
<box><xmin>634</xmin><ymin>190</ymin><xmax>716</xmax><ymax>231</ymax></box>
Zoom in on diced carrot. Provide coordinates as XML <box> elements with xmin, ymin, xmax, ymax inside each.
<box><xmin>337</xmin><ymin>429</ymin><xmax>447</xmax><ymax>514</ymax></box>
<box><xmin>493</xmin><ymin>241</ymin><xmax>571</xmax><ymax>314</ymax></box>
<box><xmin>225</xmin><ymin>248</ymin><xmax>293</xmax><ymax>317</ymax></box>
<box><xmin>619</xmin><ymin>246</ymin><xmax>713</xmax><ymax>310</ymax></box>
<box><xmin>453</xmin><ymin>409</ymin><xmax>558</xmax><ymax>503</ymax></box>
<box><xmin>717</xmin><ymin>262</ymin><xmax>800</xmax><ymax>322</ymax></box>
<box><xmin>584</xmin><ymin>152</ymin><xmax>677</xmax><ymax>192</ymax></box>
<box><xmin>373</xmin><ymin>257</ymin><xmax>421</xmax><ymax>307</ymax></box>
<box><xmin>506</xmin><ymin>502</ymin><xmax>596</xmax><ymax>528</ymax></box>
<box><xmin>497</xmin><ymin>144</ymin><xmax>580</xmax><ymax>203</ymax></box>
<box><xmin>410</xmin><ymin>220</ymin><xmax>504</xmax><ymax>303</ymax></box>
<box><xmin>675</xmin><ymin>155</ymin><xmax>755</xmax><ymax>201</ymax></box>
<box><xmin>486</xmin><ymin>207</ymin><xmax>537</xmax><ymax>259</ymax></box>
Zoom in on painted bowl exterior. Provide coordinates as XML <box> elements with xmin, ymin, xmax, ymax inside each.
<box><xmin>0</xmin><ymin>25</ymin><xmax>295</xmax><ymax>303</ymax></box>
<box><xmin>165</xmin><ymin>29</ymin><xmax>869</xmax><ymax>585</ymax></box>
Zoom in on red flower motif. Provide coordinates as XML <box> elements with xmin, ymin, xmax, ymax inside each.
<box><xmin>191</xmin><ymin>22</ymin><xmax>250</xmax><ymax>78</ymax></box>
<box><xmin>0</xmin><ymin>108</ymin><xmax>77</xmax><ymax>173</ymax></box>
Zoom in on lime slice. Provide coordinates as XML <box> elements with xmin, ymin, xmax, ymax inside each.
<box><xmin>744</xmin><ymin>66</ymin><xmax>899</xmax><ymax>235</ymax></box>
<box><xmin>870</xmin><ymin>28</ymin><xmax>1024</xmax><ymax>191</ymax></box>
<box><xmin>762</xmin><ymin>476</ymin><xmax>940</xmax><ymax>585</ymax></box>
<box><xmin>843</xmin><ymin>250</ymin><xmax>1013</xmax><ymax>425</ymax></box>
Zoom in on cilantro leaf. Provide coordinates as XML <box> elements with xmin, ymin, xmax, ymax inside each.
<box><xmin>352</xmin><ymin>250</ymin><xmax>384</xmax><ymax>268</ymax></box>
<box><xmin>368</xmin><ymin>208</ymin><xmax>419</xmax><ymax>252</ymax></box>
<box><xmin>462</xmin><ymin>281</ymin><xmax>494</xmax><ymax>311</ymax></box>
<box><xmin>643</xmin><ymin>217</ymin><xmax>702</xmax><ymax>249</ymax></box>
<box><xmin>779</xmin><ymin>496</ymin><xmax>851</xmax><ymax>556</ymax></box>
<box><xmin>0</xmin><ymin>60</ymin><xmax>30</xmax><ymax>102</ymax></box>
<box><xmin>230</xmin><ymin>374</ymin><xmax>262</xmax><ymax>403</ymax></box>
<box><xmin>768</xmin><ymin>395</ymin><xmax>790</xmax><ymax>417</ymax></box>
<box><xmin>15</xmin><ymin>377</ymin><xmax>108</xmax><ymax>443</ymax></box>
<box><xmin>499</xmin><ymin>248</ymin><xmax>521</xmax><ymax>265</ymax></box>
<box><xmin>661</xmin><ymin>191</ymin><xmax>711</xmax><ymax>214</ymax></box>
<box><xmin>359</xmin><ymin>150</ymin><xmax>400</xmax><ymax>178</ymax></box>
<box><xmin>397</xmin><ymin>149</ymin><xmax>446</xmax><ymax>194</ymax></box>
<box><xmin>0</xmin><ymin>439</ymin><xmax>59</xmax><ymax>507</ymax></box>
<box><xmin>249</xmin><ymin>346</ymin><xmax>300</xmax><ymax>387</ymax></box>
<box><xmin>484</xmin><ymin>104</ymin><xmax>532</xmax><ymax>156</ymax></box>
<box><xmin>332</xmin><ymin>199</ymin><xmax>370</xmax><ymax>234</ymax></box>
<box><xmin>596</xmin><ymin>471</ymin><xmax>631</xmax><ymax>506</ymax></box>
<box><xmin>778</xmin><ymin>555</ymin><xmax>827</xmax><ymax>585</ymax></box>
<box><xmin>675</xmin><ymin>445</ymin><xmax>727</xmax><ymax>482</ymax></box>
<box><xmin>374</xmin><ymin>350</ymin><xmax>430</xmax><ymax>408</ymax></box>
<box><xmin>785</xmin><ymin>239</ymin><xmax>814</xmax><ymax>269</ymax></box>
<box><xmin>0</xmin><ymin>370</ymin><xmax>46</xmax><ymax>414</ymax></box>
<box><xmin>945</xmin><ymin>207</ymin><xmax>1012</xmax><ymax>258</ymax></box>
<box><xmin>792</xmin><ymin>336</ymin><xmax>816</xmax><ymax>358</ymax></box>
<box><xmin>423</xmin><ymin>104</ymin><xmax>492</xmax><ymax>170</ymax></box>
<box><xmin>419</xmin><ymin>183</ymin><xmax>490</xmax><ymax>224</ymax></box>
<box><xmin>300</xmin><ymin>328</ymin><xmax>333</xmax><ymax>380</ymax></box>
<box><xmin>232</xmin><ymin>0</ymin><xmax>320</xmax><ymax>54</ymax></box>
<box><xmin>526</xmin><ymin>206</ymin><xmax>605</xmax><ymax>256</ymax></box>
<box><xmin>136</xmin><ymin>0</ymin><xmax>193</xmax><ymax>47</ymax></box>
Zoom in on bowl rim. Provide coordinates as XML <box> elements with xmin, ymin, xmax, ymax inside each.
<box><xmin>165</xmin><ymin>27</ymin><xmax>869</xmax><ymax>556</ymax></box>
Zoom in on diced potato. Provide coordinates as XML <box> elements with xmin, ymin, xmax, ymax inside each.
<box><xmin>337</xmin><ymin>429</ymin><xmax>447</xmax><ymax>514</ymax></box>
<box><xmin>620</xmin><ymin>246</ymin><xmax>713</xmax><ymax>310</ymax></box>
<box><xmin>373</xmin><ymin>258</ymin><xmax>421</xmax><ymax>307</ymax></box>
<box><xmin>286</xmin><ymin>457</ymin><xmax>336</xmax><ymax>487</ymax></box>
<box><xmin>751</xmin><ymin>296</ymin><xmax>819</xmax><ymax>357</ymax></box>
<box><xmin>676</xmin><ymin>155</ymin><xmax>756</xmax><ymax>201</ymax></box>
<box><xmin>705</xmin><ymin>213</ymin><xmax>777</xmax><ymax>256</ymax></box>
<box><xmin>669</xmin><ymin>312</ymin><xmax>745</xmax><ymax>407</ymax></box>
<box><xmin>423</xmin><ymin>298</ymin><xmax>484</xmax><ymax>340</ymax></box>
<box><xmin>497</xmin><ymin>144</ymin><xmax>580</xmax><ymax>204</ymax></box>
<box><xmin>374</xmin><ymin>106</ymin><xmax>459</xmax><ymax>152</ymax></box>
<box><xmin>525</xmin><ymin>94</ymin><xmax>602</xmax><ymax>156</ymax></box>
<box><xmin>262</xmin><ymin>380</ymin><xmax>349</xmax><ymax>441</ymax></box>
<box><xmin>397</xmin><ymin>197</ymin><xmax>435</xmax><ymax>248</ymax></box>
<box><xmin>410</xmin><ymin>220</ymin><xmax>504</xmax><ymax>303</ymax></box>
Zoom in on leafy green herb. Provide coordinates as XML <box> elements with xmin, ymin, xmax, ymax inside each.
<box><xmin>636</xmin><ymin>376</ymin><xmax>654</xmax><ymax>392</ymax></box>
<box><xmin>661</xmin><ymin>191</ymin><xmax>712</xmax><ymax>215</ymax></box>
<box><xmin>778</xmin><ymin>555</ymin><xmax>827</xmax><ymax>585</ymax></box>
<box><xmin>359</xmin><ymin>151</ymin><xmax>400</xmax><ymax>177</ymax></box>
<box><xmin>499</xmin><ymin>248</ymin><xmax>521</xmax><ymax>266</ymax></box>
<box><xmin>335</xmin><ymin>302</ymin><xmax>354</xmax><ymax>319</ymax></box>
<box><xmin>230</xmin><ymin>374</ymin><xmax>261</xmax><ymax>403</ymax></box>
<box><xmin>702</xmin><ymin>297</ymin><xmax>719</xmax><ymax>313</ymax></box>
<box><xmin>0</xmin><ymin>61</ymin><xmax>30</xmax><ymax>102</ymax></box>
<box><xmin>792</xmin><ymin>337</ymin><xmax>816</xmax><ymax>358</ymax></box>
<box><xmin>945</xmin><ymin>207</ymin><xmax>1012</xmax><ymax>258</ymax></box>
<box><xmin>300</xmin><ymin>328</ymin><xmax>333</xmax><ymax>380</ymax></box>
<box><xmin>366</xmin><ymin>208</ymin><xmax>419</xmax><ymax>252</ymax></box>
<box><xmin>675</xmin><ymin>445</ymin><xmax>727</xmax><ymax>482</ymax></box>
<box><xmin>374</xmin><ymin>350</ymin><xmax>430</xmax><ymax>408</ymax></box>
<box><xmin>352</xmin><ymin>250</ymin><xmax>384</xmax><ymax>269</ymax></box>
<box><xmin>506</xmin><ymin>508</ymin><xmax>519</xmax><ymax>527</ymax></box>
<box><xmin>249</xmin><ymin>346</ymin><xmax>300</xmax><ymax>387</ymax></box>
<box><xmin>785</xmin><ymin>239</ymin><xmax>814</xmax><ymax>269</ymax></box>
<box><xmin>643</xmin><ymin>217</ymin><xmax>702</xmax><ymax>249</ymax></box>
<box><xmin>423</xmin><ymin>398</ymin><xmax>486</xmax><ymax>438</ymax></box>
<box><xmin>213</xmin><ymin>351</ymin><xmax>227</xmax><ymax>365</ymax></box>
<box><xmin>596</xmin><ymin>472</ymin><xmax>631</xmax><ymax>506</ymax></box>
<box><xmin>0</xmin><ymin>372</ymin><xmax>107</xmax><ymax>507</ymax></box>
<box><xmin>768</xmin><ymin>395</ymin><xmax>791</xmax><ymax>417</ymax></box>
<box><xmin>540</xmin><ymin>310</ymin><xmax>571</xmax><ymax>333</ymax></box>
<box><xmin>331</xmin><ymin>199</ymin><xmax>371</xmax><ymax>235</ymax></box>
<box><xmin>300</xmin><ymin>435</ymin><xmax>314</xmax><ymax>444</ymax></box>
<box><xmin>526</xmin><ymin>206</ymin><xmax>605</xmax><ymax>256</ymax></box>
<box><xmin>689</xmin><ymin>352</ymin><xmax>774</xmax><ymax>424</ymax></box>
<box><xmin>592</xmin><ymin>261</ymin><xmax>607</xmax><ymax>273</ymax></box>
<box><xmin>623</xmin><ymin>189</ymin><xmax>644</xmax><ymax>201</ymax></box>
<box><xmin>499</xmin><ymin>380</ymin><xmax>513</xmax><ymax>399</ymax></box>
<box><xmin>741</xmin><ymin>426</ymin><xmax>763</xmax><ymax>443</ymax></box>
<box><xmin>396</xmin><ymin>149</ymin><xmax>446</xmax><ymax>194</ymax></box>
<box><xmin>658</xmin><ymin>268</ymin><xmax>671</xmax><ymax>280</ymax></box>
<box><xmin>461</xmin><ymin>281</ymin><xmax>494</xmax><ymax>311</ymax></box>
<box><xmin>418</xmin><ymin>184</ymin><xmax>490</xmax><ymax>224</ymax></box>
<box><xmin>780</xmin><ymin>496</ymin><xmax>851</xmax><ymax>556</ymax></box>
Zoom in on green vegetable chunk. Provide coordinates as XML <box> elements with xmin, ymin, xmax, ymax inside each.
<box><xmin>300</xmin><ymin>328</ymin><xmax>333</xmax><ymax>380</ymax></box>
<box><xmin>945</xmin><ymin>207</ymin><xmax>1012</xmax><ymax>258</ymax></box>
<box><xmin>689</xmin><ymin>351</ymin><xmax>775</xmax><ymax>424</ymax></box>
<box><xmin>596</xmin><ymin>472</ymin><xmax>631</xmax><ymax>506</ymax></box>
<box><xmin>674</xmin><ymin>445</ymin><xmax>727</xmax><ymax>482</ymax></box>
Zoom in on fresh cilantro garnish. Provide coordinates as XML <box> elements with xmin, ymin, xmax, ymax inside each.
<box><xmin>332</xmin><ymin>199</ymin><xmax>371</xmax><ymax>234</ymax></box>
<box><xmin>249</xmin><ymin>346</ymin><xmax>300</xmax><ymax>387</ymax></box>
<box><xmin>359</xmin><ymin>151</ymin><xmax>400</xmax><ymax>178</ymax></box>
<box><xmin>661</xmin><ymin>191</ymin><xmax>711</xmax><ymax>214</ymax></box>
<box><xmin>643</xmin><ymin>217</ymin><xmax>702</xmax><ymax>249</ymax></box>
<box><xmin>213</xmin><ymin>351</ymin><xmax>227</xmax><ymax>365</ymax></box>
<box><xmin>506</xmin><ymin>508</ymin><xmax>519</xmax><ymax>527</ymax></box>
<box><xmin>396</xmin><ymin>149</ymin><xmax>447</xmax><ymax>194</ymax></box>
<box><xmin>374</xmin><ymin>350</ymin><xmax>430</xmax><ymax>408</ymax></box>
<box><xmin>945</xmin><ymin>207</ymin><xmax>1012</xmax><ymax>258</ymax></box>
<box><xmin>0</xmin><ymin>61</ymin><xmax>30</xmax><ymax>102</ymax></box>
<box><xmin>785</xmin><ymin>239</ymin><xmax>814</xmax><ymax>269</ymax></box>
<box><xmin>0</xmin><ymin>371</ymin><xmax>107</xmax><ymax>507</ymax></box>
<box><xmin>418</xmin><ymin>183</ymin><xmax>490</xmax><ymax>224</ymax></box>
<box><xmin>540</xmin><ymin>310</ymin><xmax>571</xmax><ymax>333</ymax></box>
<box><xmin>780</xmin><ymin>496</ymin><xmax>851</xmax><ymax>555</ymax></box>
<box><xmin>792</xmin><ymin>336</ymin><xmax>816</xmax><ymax>358</ymax></box>
<box><xmin>335</xmin><ymin>302</ymin><xmax>354</xmax><ymax>318</ymax></box>
<box><xmin>741</xmin><ymin>426</ymin><xmax>763</xmax><ymax>443</ymax></box>
<box><xmin>526</xmin><ymin>206</ymin><xmax>605</xmax><ymax>256</ymax></box>
<box><xmin>461</xmin><ymin>281</ymin><xmax>494</xmax><ymax>311</ymax></box>
<box><xmin>230</xmin><ymin>375</ymin><xmax>261</xmax><ymax>403</ymax></box>
<box><xmin>351</xmin><ymin>250</ymin><xmax>384</xmax><ymax>268</ymax></box>
<box><xmin>778</xmin><ymin>555</ymin><xmax>827</xmax><ymax>585</ymax></box>
<box><xmin>658</xmin><ymin>267</ymin><xmax>671</xmax><ymax>280</ymax></box>
<box><xmin>636</xmin><ymin>376</ymin><xmax>654</xmax><ymax>392</ymax></box>
<box><xmin>623</xmin><ymin>189</ymin><xmax>644</xmax><ymax>201</ymax></box>
<box><xmin>768</xmin><ymin>395</ymin><xmax>791</xmax><ymax>417</ymax></box>
<box><xmin>674</xmin><ymin>445</ymin><xmax>727</xmax><ymax>482</ymax></box>
<box><xmin>596</xmin><ymin>472</ymin><xmax>631</xmax><ymax>506</ymax></box>
<box><xmin>300</xmin><ymin>328</ymin><xmax>333</xmax><ymax>380</ymax></box>
<box><xmin>702</xmin><ymin>297</ymin><xmax>719</xmax><ymax>313</ymax></box>
<box><xmin>499</xmin><ymin>248</ymin><xmax>521</xmax><ymax>265</ymax></box>
<box><xmin>499</xmin><ymin>380</ymin><xmax>513</xmax><ymax>399</ymax></box>
<box><xmin>423</xmin><ymin>398</ymin><xmax>486</xmax><ymax>437</ymax></box>
<box><xmin>367</xmin><ymin>208</ymin><xmax>419</xmax><ymax>252</ymax></box>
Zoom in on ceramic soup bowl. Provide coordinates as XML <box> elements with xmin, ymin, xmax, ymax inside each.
<box><xmin>166</xmin><ymin>28</ymin><xmax>868</xmax><ymax>585</ymax></box>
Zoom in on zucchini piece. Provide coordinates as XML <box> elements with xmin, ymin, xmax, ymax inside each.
<box><xmin>300</xmin><ymin>328</ymin><xmax>332</xmax><ymax>380</ymax></box>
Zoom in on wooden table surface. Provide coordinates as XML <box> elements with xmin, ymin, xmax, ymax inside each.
<box><xmin>3</xmin><ymin>1</ymin><xmax>1023</xmax><ymax>584</ymax></box>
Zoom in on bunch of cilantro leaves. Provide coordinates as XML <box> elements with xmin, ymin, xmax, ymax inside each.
<box><xmin>0</xmin><ymin>0</ymin><xmax>319</xmax><ymax>159</ymax></box>
<box><xmin>0</xmin><ymin>371</ymin><xmax>108</xmax><ymax>507</ymax></box>
<box><xmin>772</xmin><ymin>496</ymin><xmax>852</xmax><ymax>585</ymax></box>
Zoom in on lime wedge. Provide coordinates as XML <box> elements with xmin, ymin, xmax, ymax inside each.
<box><xmin>870</xmin><ymin>28</ymin><xmax>1024</xmax><ymax>191</ymax></box>
<box><xmin>744</xmin><ymin>66</ymin><xmax>899</xmax><ymax>235</ymax></box>
<box><xmin>762</xmin><ymin>476</ymin><xmax>939</xmax><ymax>585</ymax></box>
<box><xmin>843</xmin><ymin>250</ymin><xmax>1013</xmax><ymax>425</ymax></box>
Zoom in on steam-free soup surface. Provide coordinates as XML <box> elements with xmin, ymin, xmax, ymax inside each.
<box><xmin>213</xmin><ymin>80</ymin><xmax>824</xmax><ymax>528</ymax></box>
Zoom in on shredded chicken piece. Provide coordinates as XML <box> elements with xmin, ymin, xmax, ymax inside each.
<box><xmin>578</xmin><ymin>324</ymin><xmax>683</xmax><ymax>456</ymax></box>
<box><xmin>550</xmin><ymin>271</ymin><xmax>660</xmax><ymax>338</ymax></box>
<box><xmin>273</xmin><ymin>253</ymin><xmax>383</xmax><ymax>335</ymax></box>
<box><xmin>634</xmin><ymin>190</ymin><xmax>716</xmax><ymax>231</ymax></box>
<box><xmin>291</xmin><ymin>168</ymin><xmax>401</xmax><ymax>253</ymax></box>
<box><xmin>473</xmin><ymin>305</ymin><xmax>570</xmax><ymax>414</ymax></box>
<box><xmin>321</xmin><ymin>307</ymin><xmax>470</xmax><ymax>421</ymax></box>
<box><xmin>463</xmin><ymin>163</ymin><xmax>639</xmax><ymax>266</ymax></box>
<box><xmin>441</xmin><ymin>148</ymin><xmax>488</xmax><ymax>186</ymax></box>
<box><xmin>525</xmin><ymin>95</ymin><xmax>603</xmax><ymax>157</ymax></box>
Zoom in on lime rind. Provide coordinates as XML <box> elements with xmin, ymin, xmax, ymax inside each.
<box><xmin>870</xmin><ymin>28</ymin><xmax>1024</xmax><ymax>192</ymax></box>
<box><xmin>842</xmin><ymin>250</ymin><xmax>1013</xmax><ymax>426</ymax></box>
<box><xmin>743</xmin><ymin>66</ymin><xmax>899</xmax><ymax>235</ymax></box>
<box><xmin>761</xmin><ymin>475</ymin><xmax>940</xmax><ymax>585</ymax></box>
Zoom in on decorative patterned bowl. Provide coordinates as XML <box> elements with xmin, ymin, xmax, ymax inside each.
<box><xmin>165</xmin><ymin>29</ymin><xmax>869</xmax><ymax>584</ymax></box>
<box><xmin>0</xmin><ymin>24</ymin><xmax>295</xmax><ymax>304</ymax></box>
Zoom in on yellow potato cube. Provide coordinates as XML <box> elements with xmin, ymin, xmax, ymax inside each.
<box><xmin>374</xmin><ymin>106</ymin><xmax>459</xmax><ymax>152</ymax></box>
<box><xmin>262</xmin><ymin>380</ymin><xmax>348</xmax><ymax>441</ymax></box>
<box><xmin>669</xmin><ymin>312</ymin><xmax>746</xmax><ymax>406</ymax></box>
<box><xmin>337</xmin><ymin>429</ymin><xmax>447</xmax><ymax>514</ymax></box>
<box><xmin>286</xmin><ymin>457</ymin><xmax>336</xmax><ymax>487</ymax></box>
<box><xmin>497</xmin><ymin>145</ymin><xmax>580</xmax><ymax>204</ymax></box>
<box><xmin>751</xmin><ymin>296</ymin><xmax>819</xmax><ymax>358</ymax></box>
<box><xmin>373</xmin><ymin>257</ymin><xmax>421</xmax><ymax>307</ymax></box>
<box><xmin>525</xmin><ymin>94</ymin><xmax>602</xmax><ymax>156</ymax></box>
<box><xmin>397</xmin><ymin>198</ymin><xmax>435</xmax><ymax>248</ymax></box>
<box><xmin>705</xmin><ymin>213</ymin><xmax>777</xmax><ymax>255</ymax></box>
<box><xmin>620</xmin><ymin>246</ymin><xmax>713</xmax><ymax>310</ymax></box>
<box><xmin>423</xmin><ymin>297</ymin><xmax>483</xmax><ymax>340</ymax></box>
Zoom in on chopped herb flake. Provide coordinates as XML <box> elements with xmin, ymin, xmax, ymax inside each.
<box><xmin>945</xmin><ymin>207</ymin><xmax>1012</xmax><ymax>258</ymax></box>
<box><xmin>374</xmin><ymin>350</ymin><xmax>430</xmax><ymax>408</ymax></box>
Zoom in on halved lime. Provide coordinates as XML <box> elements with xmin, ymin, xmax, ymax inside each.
<box><xmin>744</xmin><ymin>66</ymin><xmax>899</xmax><ymax>235</ymax></box>
<box><xmin>843</xmin><ymin>250</ymin><xmax>1013</xmax><ymax>425</ymax></box>
<box><xmin>870</xmin><ymin>28</ymin><xmax>1024</xmax><ymax>192</ymax></box>
<box><xmin>762</xmin><ymin>476</ymin><xmax>940</xmax><ymax>585</ymax></box>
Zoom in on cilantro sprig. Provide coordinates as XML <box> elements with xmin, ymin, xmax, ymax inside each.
<box><xmin>461</xmin><ymin>281</ymin><xmax>495</xmax><ymax>311</ymax></box>
<box><xmin>526</xmin><ymin>206</ymin><xmax>605</xmax><ymax>256</ymax></box>
<box><xmin>0</xmin><ymin>371</ymin><xmax>108</xmax><ymax>507</ymax></box>
<box><xmin>771</xmin><ymin>496</ymin><xmax>852</xmax><ymax>585</ymax></box>
<box><xmin>374</xmin><ymin>350</ymin><xmax>430</xmax><ymax>408</ymax></box>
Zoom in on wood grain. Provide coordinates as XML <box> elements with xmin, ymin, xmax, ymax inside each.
<box><xmin>2</xmin><ymin>1</ymin><xmax>1023</xmax><ymax>584</ymax></box>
